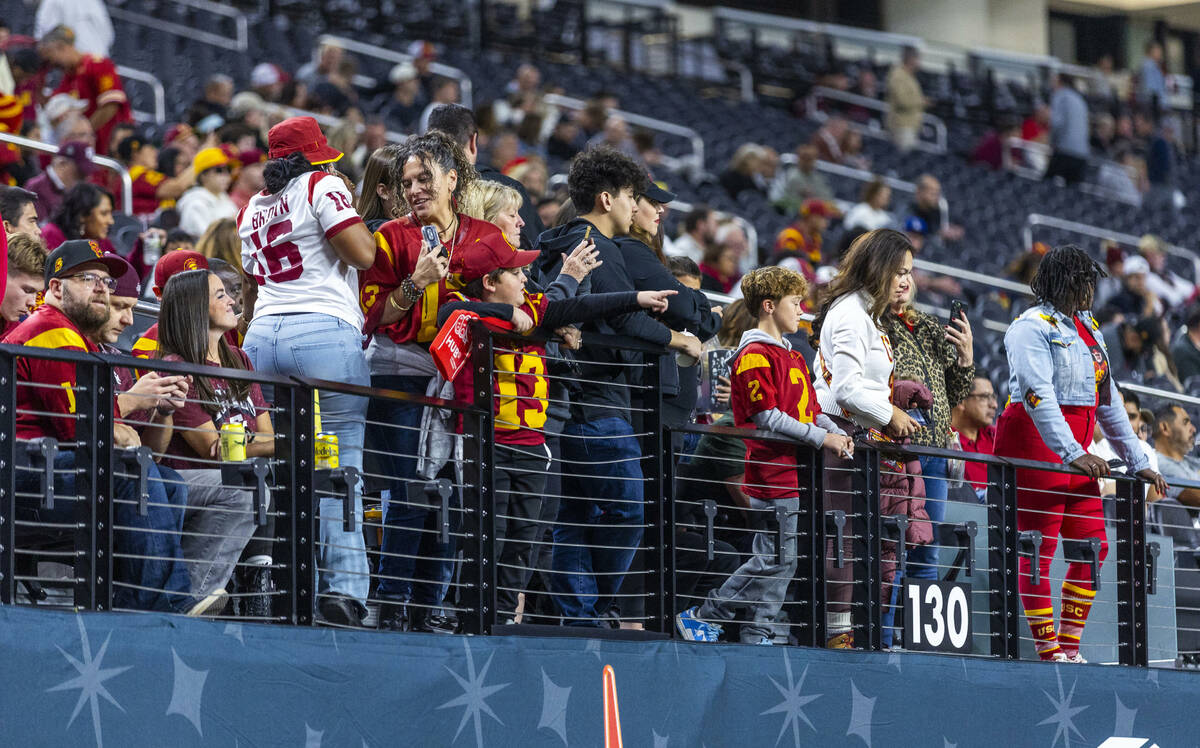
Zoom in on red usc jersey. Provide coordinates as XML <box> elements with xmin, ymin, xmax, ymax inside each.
<box><xmin>731</xmin><ymin>341</ymin><xmax>820</xmax><ymax>500</ymax></box>
<box><xmin>451</xmin><ymin>291</ymin><xmax>550</xmax><ymax>445</ymax></box>
<box><xmin>53</xmin><ymin>55</ymin><xmax>132</xmax><ymax>155</ymax></box>
<box><xmin>4</xmin><ymin>305</ymin><xmax>101</xmax><ymax>442</ymax></box>
<box><xmin>129</xmin><ymin>165</ymin><xmax>168</xmax><ymax>215</ymax></box>
<box><xmin>131</xmin><ymin>323</ymin><xmax>159</xmax><ymax>359</ymax></box>
<box><xmin>360</xmin><ymin>214</ymin><xmax>503</xmax><ymax>345</ymax></box>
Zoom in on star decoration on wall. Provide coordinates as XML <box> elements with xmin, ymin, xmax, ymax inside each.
<box><xmin>847</xmin><ymin>681</ymin><xmax>877</xmax><ymax>747</ymax></box>
<box><xmin>305</xmin><ymin>723</ymin><xmax>323</xmax><ymax>748</ymax></box>
<box><xmin>653</xmin><ymin>729</ymin><xmax>669</xmax><ymax>748</ymax></box>
<box><xmin>761</xmin><ymin>652</ymin><xmax>821</xmax><ymax>747</ymax></box>
<box><xmin>223</xmin><ymin>622</ymin><xmax>244</xmax><ymax>645</ymax></box>
<box><xmin>1038</xmin><ymin>668</ymin><xmax>1088</xmax><ymax>748</ymax></box>
<box><xmin>438</xmin><ymin>638</ymin><xmax>511</xmax><ymax>748</ymax></box>
<box><xmin>166</xmin><ymin>648</ymin><xmax>208</xmax><ymax>737</ymax></box>
<box><xmin>46</xmin><ymin>616</ymin><xmax>131</xmax><ymax>748</ymax></box>
<box><xmin>537</xmin><ymin>668</ymin><xmax>571</xmax><ymax>746</ymax></box>
<box><xmin>1113</xmin><ymin>692</ymin><xmax>1137</xmax><ymax>738</ymax></box>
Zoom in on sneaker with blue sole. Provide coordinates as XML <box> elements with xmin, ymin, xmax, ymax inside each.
<box><xmin>676</xmin><ymin>607</ymin><xmax>723</xmax><ymax>642</ymax></box>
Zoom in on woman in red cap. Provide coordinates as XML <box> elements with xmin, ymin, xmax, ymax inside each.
<box><xmin>236</xmin><ymin>115</ymin><xmax>377</xmax><ymax>627</ymax></box>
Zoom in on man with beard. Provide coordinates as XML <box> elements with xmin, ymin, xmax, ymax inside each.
<box><xmin>4</xmin><ymin>240</ymin><xmax>218</xmax><ymax>614</ymax></box>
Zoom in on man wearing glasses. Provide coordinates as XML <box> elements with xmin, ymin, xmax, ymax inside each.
<box><xmin>952</xmin><ymin>376</ymin><xmax>998</xmax><ymax>502</ymax></box>
<box><xmin>3</xmin><ymin>240</ymin><xmax>217</xmax><ymax>614</ymax></box>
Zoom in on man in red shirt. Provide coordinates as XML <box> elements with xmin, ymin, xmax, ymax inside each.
<box><xmin>952</xmin><ymin>375</ymin><xmax>998</xmax><ymax>502</ymax></box>
<box><xmin>39</xmin><ymin>25</ymin><xmax>132</xmax><ymax>155</ymax></box>
<box><xmin>4</xmin><ymin>239</ymin><xmax>215</xmax><ymax>614</ymax></box>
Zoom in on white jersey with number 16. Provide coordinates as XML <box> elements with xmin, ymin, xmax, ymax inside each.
<box><xmin>238</xmin><ymin>171</ymin><xmax>366</xmax><ymax>331</ymax></box>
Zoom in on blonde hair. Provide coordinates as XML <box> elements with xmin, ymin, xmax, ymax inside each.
<box><xmin>195</xmin><ymin>218</ymin><xmax>240</xmax><ymax>268</ymax></box>
<box><xmin>458</xmin><ymin>180</ymin><xmax>522</xmax><ymax>226</ymax></box>
<box><xmin>7</xmin><ymin>233</ymin><xmax>48</xmax><ymax>276</ymax></box>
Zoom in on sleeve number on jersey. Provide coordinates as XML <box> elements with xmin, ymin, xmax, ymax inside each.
<box><xmin>328</xmin><ymin>190</ymin><xmax>353</xmax><ymax>211</ymax></box>
<box><xmin>748</xmin><ymin>380</ymin><xmax>763</xmax><ymax>402</ymax></box>
<box><xmin>248</xmin><ymin>219</ymin><xmax>303</xmax><ymax>283</ymax></box>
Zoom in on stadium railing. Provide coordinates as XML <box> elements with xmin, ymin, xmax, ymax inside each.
<box><xmin>0</xmin><ymin>132</ymin><xmax>134</xmax><ymax>216</ymax></box>
<box><xmin>316</xmin><ymin>34</ymin><xmax>475</xmax><ymax>110</ymax></box>
<box><xmin>778</xmin><ymin>153</ymin><xmax>952</xmax><ymax>228</ymax></box>
<box><xmin>107</xmin><ymin>0</ymin><xmax>249</xmax><ymax>53</ymax></box>
<box><xmin>2</xmin><ymin>328</ymin><xmax>1196</xmax><ymax>667</ymax></box>
<box><xmin>805</xmin><ymin>85</ymin><xmax>949</xmax><ymax>154</ymax></box>
<box><xmin>1023</xmin><ymin>212</ymin><xmax>1200</xmax><ymax>284</ymax></box>
<box><xmin>115</xmin><ymin>65</ymin><xmax>167</xmax><ymax>125</ymax></box>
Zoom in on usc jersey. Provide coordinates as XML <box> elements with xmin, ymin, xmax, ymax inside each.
<box><xmin>450</xmin><ymin>291</ymin><xmax>550</xmax><ymax>446</ymax></box>
<box><xmin>4</xmin><ymin>305</ymin><xmax>101</xmax><ymax>442</ymax></box>
<box><xmin>361</xmin><ymin>214</ymin><xmax>502</xmax><ymax>345</ymax></box>
<box><xmin>731</xmin><ymin>341</ymin><xmax>820</xmax><ymax>500</ymax></box>
<box><xmin>53</xmin><ymin>54</ymin><xmax>131</xmax><ymax>155</ymax></box>
<box><xmin>238</xmin><ymin>171</ymin><xmax>365</xmax><ymax>331</ymax></box>
<box><xmin>129</xmin><ymin>165</ymin><xmax>168</xmax><ymax>215</ymax></box>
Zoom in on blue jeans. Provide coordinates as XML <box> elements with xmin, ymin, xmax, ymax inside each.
<box><xmin>882</xmin><ymin>455</ymin><xmax>948</xmax><ymax>646</ymax></box>
<box><xmin>15</xmin><ymin>451</ymin><xmax>193</xmax><ymax>612</ymax></box>
<box><xmin>243</xmin><ymin>313</ymin><xmax>370</xmax><ymax>607</ymax></box>
<box><xmin>550</xmin><ymin>417</ymin><xmax>645</xmax><ymax>625</ymax></box>
<box><xmin>368</xmin><ymin>374</ymin><xmax>458</xmax><ymax>607</ymax></box>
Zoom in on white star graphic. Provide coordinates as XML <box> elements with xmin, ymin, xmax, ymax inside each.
<box><xmin>537</xmin><ymin>668</ymin><xmax>571</xmax><ymax>746</ymax></box>
<box><xmin>846</xmin><ymin>681</ymin><xmax>877</xmax><ymax>747</ymax></box>
<box><xmin>166</xmin><ymin>648</ymin><xmax>208</xmax><ymax>737</ymax></box>
<box><xmin>760</xmin><ymin>651</ymin><xmax>821</xmax><ymax>747</ymax></box>
<box><xmin>437</xmin><ymin>638</ymin><xmax>511</xmax><ymax>747</ymax></box>
<box><xmin>1038</xmin><ymin>668</ymin><xmax>1088</xmax><ymax>748</ymax></box>
<box><xmin>1113</xmin><ymin>692</ymin><xmax>1137</xmax><ymax>737</ymax></box>
<box><xmin>304</xmin><ymin>723</ymin><xmax>323</xmax><ymax>747</ymax></box>
<box><xmin>652</xmin><ymin>729</ymin><xmax>669</xmax><ymax>748</ymax></box>
<box><xmin>585</xmin><ymin>638</ymin><xmax>603</xmax><ymax>662</ymax></box>
<box><xmin>223</xmin><ymin>622</ymin><xmax>244</xmax><ymax>645</ymax></box>
<box><xmin>887</xmin><ymin>651</ymin><xmax>902</xmax><ymax>673</ymax></box>
<box><xmin>46</xmin><ymin>616</ymin><xmax>131</xmax><ymax>748</ymax></box>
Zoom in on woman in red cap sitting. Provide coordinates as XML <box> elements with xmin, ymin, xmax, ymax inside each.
<box><xmin>236</xmin><ymin>115</ymin><xmax>377</xmax><ymax>627</ymax></box>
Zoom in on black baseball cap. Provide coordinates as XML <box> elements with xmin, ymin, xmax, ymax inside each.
<box><xmin>641</xmin><ymin>179</ymin><xmax>676</xmax><ymax>204</ymax></box>
<box><xmin>45</xmin><ymin>239</ymin><xmax>128</xmax><ymax>285</ymax></box>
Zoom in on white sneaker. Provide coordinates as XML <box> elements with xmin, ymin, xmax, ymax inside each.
<box><xmin>1064</xmin><ymin>652</ymin><xmax>1087</xmax><ymax>664</ymax></box>
<box><xmin>186</xmin><ymin>590</ymin><xmax>228</xmax><ymax>617</ymax></box>
<box><xmin>1046</xmin><ymin>651</ymin><xmax>1070</xmax><ymax>663</ymax></box>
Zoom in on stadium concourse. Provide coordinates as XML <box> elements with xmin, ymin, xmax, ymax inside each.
<box><xmin>0</xmin><ymin>0</ymin><xmax>1197</xmax><ymax>745</ymax></box>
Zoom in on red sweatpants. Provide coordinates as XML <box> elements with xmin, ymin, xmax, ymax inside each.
<box><xmin>995</xmin><ymin>403</ymin><xmax>1107</xmax><ymax>657</ymax></box>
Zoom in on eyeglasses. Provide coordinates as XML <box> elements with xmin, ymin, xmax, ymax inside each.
<box><xmin>966</xmin><ymin>392</ymin><xmax>997</xmax><ymax>401</ymax></box>
<box><xmin>64</xmin><ymin>272</ymin><xmax>117</xmax><ymax>292</ymax></box>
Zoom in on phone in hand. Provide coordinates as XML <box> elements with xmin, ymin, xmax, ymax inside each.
<box><xmin>949</xmin><ymin>300</ymin><xmax>967</xmax><ymax>325</ymax></box>
<box><xmin>906</xmin><ymin>408</ymin><xmax>929</xmax><ymax>427</ymax></box>
<box><xmin>422</xmin><ymin>224</ymin><xmax>447</xmax><ymax>258</ymax></box>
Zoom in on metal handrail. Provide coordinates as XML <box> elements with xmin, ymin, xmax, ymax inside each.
<box><xmin>806</xmin><ymin>86</ymin><xmax>948</xmax><ymax>154</ymax></box>
<box><xmin>115</xmin><ymin>65</ymin><xmax>166</xmax><ymax>125</ymax></box>
<box><xmin>542</xmin><ymin>92</ymin><xmax>705</xmax><ymax>177</ymax></box>
<box><xmin>913</xmin><ymin>259</ymin><xmax>1033</xmax><ymax>296</ymax></box>
<box><xmin>0</xmin><ymin>132</ymin><xmax>132</xmax><ymax>215</ymax></box>
<box><xmin>279</xmin><ymin>106</ymin><xmax>407</xmax><ymax>147</ymax></box>
<box><xmin>1003</xmin><ymin>138</ymin><xmax>1141</xmax><ymax>206</ymax></box>
<box><xmin>1023</xmin><ymin>213</ymin><xmax>1200</xmax><ymax>283</ymax></box>
<box><xmin>107</xmin><ymin>0</ymin><xmax>248</xmax><ymax>52</ymax></box>
<box><xmin>316</xmin><ymin>34</ymin><xmax>473</xmax><ymax>109</ymax></box>
<box><xmin>712</xmin><ymin>6</ymin><xmax>923</xmax><ymax>50</ymax></box>
<box><xmin>1119</xmin><ymin>381</ymin><xmax>1200</xmax><ymax>409</ymax></box>
<box><xmin>781</xmin><ymin>154</ymin><xmax>951</xmax><ymax>229</ymax></box>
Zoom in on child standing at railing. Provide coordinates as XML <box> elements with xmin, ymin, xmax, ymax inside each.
<box><xmin>676</xmin><ymin>267</ymin><xmax>853</xmax><ymax>645</ymax></box>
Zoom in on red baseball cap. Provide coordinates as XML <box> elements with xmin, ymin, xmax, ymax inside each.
<box><xmin>153</xmin><ymin>250</ymin><xmax>208</xmax><ymax>298</ymax></box>
<box><xmin>801</xmin><ymin>199</ymin><xmax>834</xmax><ymax>219</ymax></box>
<box><xmin>453</xmin><ymin>232</ymin><xmax>539</xmax><ymax>283</ymax></box>
<box><xmin>267</xmin><ymin>116</ymin><xmax>343</xmax><ymax>165</ymax></box>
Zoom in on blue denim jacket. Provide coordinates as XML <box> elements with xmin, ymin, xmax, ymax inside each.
<box><xmin>1004</xmin><ymin>303</ymin><xmax>1149</xmax><ymax>472</ymax></box>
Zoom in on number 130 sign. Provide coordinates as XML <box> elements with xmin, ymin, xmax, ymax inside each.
<box><xmin>903</xmin><ymin>580</ymin><xmax>972</xmax><ymax>653</ymax></box>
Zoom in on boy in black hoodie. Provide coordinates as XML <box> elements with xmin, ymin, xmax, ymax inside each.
<box><xmin>535</xmin><ymin>147</ymin><xmax>702</xmax><ymax>625</ymax></box>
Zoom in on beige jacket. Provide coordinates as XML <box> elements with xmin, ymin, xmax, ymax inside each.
<box><xmin>886</xmin><ymin>65</ymin><xmax>925</xmax><ymax>131</ymax></box>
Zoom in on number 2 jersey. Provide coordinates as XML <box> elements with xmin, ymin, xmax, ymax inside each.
<box><xmin>730</xmin><ymin>337</ymin><xmax>821</xmax><ymax>500</ymax></box>
<box><xmin>237</xmin><ymin>171</ymin><xmax>365</xmax><ymax>331</ymax></box>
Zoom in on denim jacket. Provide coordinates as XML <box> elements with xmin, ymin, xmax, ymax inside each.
<box><xmin>1004</xmin><ymin>303</ymin><xmax>1149</xmax><ymax>472</ymax></box>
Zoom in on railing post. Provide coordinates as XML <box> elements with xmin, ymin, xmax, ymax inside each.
<box><xmin>850</xmin><ymin>447</ymin><xmax>882</xmax><ymax>650</ymax></box>
<box><xmin>461</xmin><ymin>323</ymin><xmax>496</xmax><ymax>635</ymax></box>
<box><xmin>274</xmin><ymin>382</ymin><xmax>316</xmax><ymax>625</ymax></box>
<box><xmin>73</xmin><ymin>359</ymin><xmax>112</xmax><ymax>611</ymax></box>
<box><xmin>0</xmin><ymin>349</ymin><xmax>16</xmax><ymax>605</ymax></box>
<box><xmin>1114</xmin><ymin>477</ymin><xmax>1149</xmax><ymax>667</ymax></box>
<box><xmin>642</xmin><ymin>354</ymin><xmax>669</xmax><ymax>634</ymax></box>
<box><xmin>796</xmin><ymin>445</ymin><xmax>826</xmax><ymax>647</ymax></box>
<box><xmin>987</xmin><ymin>462</ymin><xmax>1022</xmax><ymax>659</ymax></box>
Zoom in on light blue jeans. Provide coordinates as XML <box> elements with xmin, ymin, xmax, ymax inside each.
<box><xmin>243</xmin><ymin>312</ymin><xmax>370</xmax><ymax>609</ymax></box>
<box><xmin>882</xmin><ymin>455</ymin><xmax>948</xmax><ymax>647</ymax></box>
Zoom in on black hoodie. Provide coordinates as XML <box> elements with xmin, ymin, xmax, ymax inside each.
<box><xmin>536</xmin><ymin>218</ymin><xmax>672</xmax><ymax>422</ymax></box>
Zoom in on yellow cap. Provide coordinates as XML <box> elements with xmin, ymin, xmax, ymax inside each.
<box><xmin>193</xmin><ymin>147</ymin><xmax>230</xmax><ymax>175</ymax></box>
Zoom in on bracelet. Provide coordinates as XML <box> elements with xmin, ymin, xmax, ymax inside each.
<box><xmin>400</xmin><ymin>276</ymin><xmax>423</xmax><ymax>303</ymax></box>
<box><xmin>388</xmin><ymin>291</ymin><xmax>406</xmax><ymax>312</ymax></box>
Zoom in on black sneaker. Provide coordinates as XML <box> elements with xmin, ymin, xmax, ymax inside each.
<box><xmin>319</xmin><ymin>594</ymin><xmax>365</xmax><ymax>627</ymax></box>
<box><xmin>237</xmin><ymin>566</ymin><xmax>274</xmax><ymax>620</ymax></box>
<box><xmin>410</xmin><ymin>608</ymin><xmax>458</xmax><ymax>634</ymax></box>
<box><xmin>376</xmin><ymin>601</ymin><xmax>409</xmax><ymax>631</ymax></box>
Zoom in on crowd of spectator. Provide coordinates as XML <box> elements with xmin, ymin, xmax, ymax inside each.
<box><xmin>0</xmin><ymin>10</ymin><xmax>1196</xmax><ymax>654</ymax></box>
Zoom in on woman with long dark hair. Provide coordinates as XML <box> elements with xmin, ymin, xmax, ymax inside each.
<box><xmin>996</xmin><ymin>245</ymin><xmax>1166</xmax><ymax>662</ymax></box>
<box><xmin>811</xmin><ymin>228</ymin><xmax>921</xmax><ymax>648</ymax></box>
<box><xmin>42</xmin><ymin>182</ymin><xmax>116</xmax><ymax>251</ymax></box>
<box><xmin>155</xmin><ymin>269</ymin><xmax>269</xmax><ymax>614</ymax></box>
<box><xmin>237</xmin><ymin>116</ymin><xmax>377</xmax><ymax>627</ymax></box>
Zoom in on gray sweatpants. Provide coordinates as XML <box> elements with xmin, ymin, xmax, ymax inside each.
<box><xmin>177</xmin><ymin>469</ymin><xmax>257</xmax><ymax>597</ymax></box>
<box><xmin>697</xmin><ymin>496</ymin><xmax>799</xmax><ymax>643</ymax></box>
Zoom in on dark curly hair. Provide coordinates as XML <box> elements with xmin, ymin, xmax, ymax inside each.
<box><xmin>389</xmin><ymin>130</ymin><xmax>477</xmax><ymax>215</ymax></box>
<box><xmin>1031</xmin><ymin>244</ymin><xmax>1106</xmax><ymax>314</ymax></box>
<box><xmin>51</xmin><ymin>183</ymin><xmax>113</xmax><ymax>240</ymax></box>
<box><xmin>263</xmin><ymin>152</ymin><xmax>324</xmax><ymax>195</ymax></box>
<box><xmin>566</xmin><ymin>146</ymin><xmax>647</xmax><ymax>215</ymax></box>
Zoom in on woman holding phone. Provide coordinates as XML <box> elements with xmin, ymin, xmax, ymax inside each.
<box><xmin>238</xmin><ymin>116</ymin><xmax>377</xmax><ymax>627</ymax></box>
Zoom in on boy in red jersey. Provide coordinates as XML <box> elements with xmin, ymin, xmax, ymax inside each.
<box><xmin>438</xmin><ymin>231</ymin><xmax>675</xmax><ymax>622</ymax></box>
<box><xmin>676</xmin><ymin>266</ymin><xmax>853</xmax><ymax>644</ymax></box>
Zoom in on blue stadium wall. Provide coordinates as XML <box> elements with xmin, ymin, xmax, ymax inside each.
<box><xmin>0</xmin><ymin>604</ymin><xmax>1193</xmax><ymax>747</ymax></box>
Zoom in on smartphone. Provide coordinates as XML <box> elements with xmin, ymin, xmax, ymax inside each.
<box><xmin>906</xmin><ymin>408</ymin><xmax>929</xmax><ymax>426</ymax></box>
<box><xmin>1106</xmin><ymin>458</ymin><xmax>1126</xmax><ymax>470</ymax></box>
<box><xmin>949</xmin><ymin>300</ymin><xmax>967</xmax><ymax>325</ymax></box>
<box><xmin>422</xmin><ymin>224</ymin><xmax>447</xmax><ymax>258</ymax></box>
